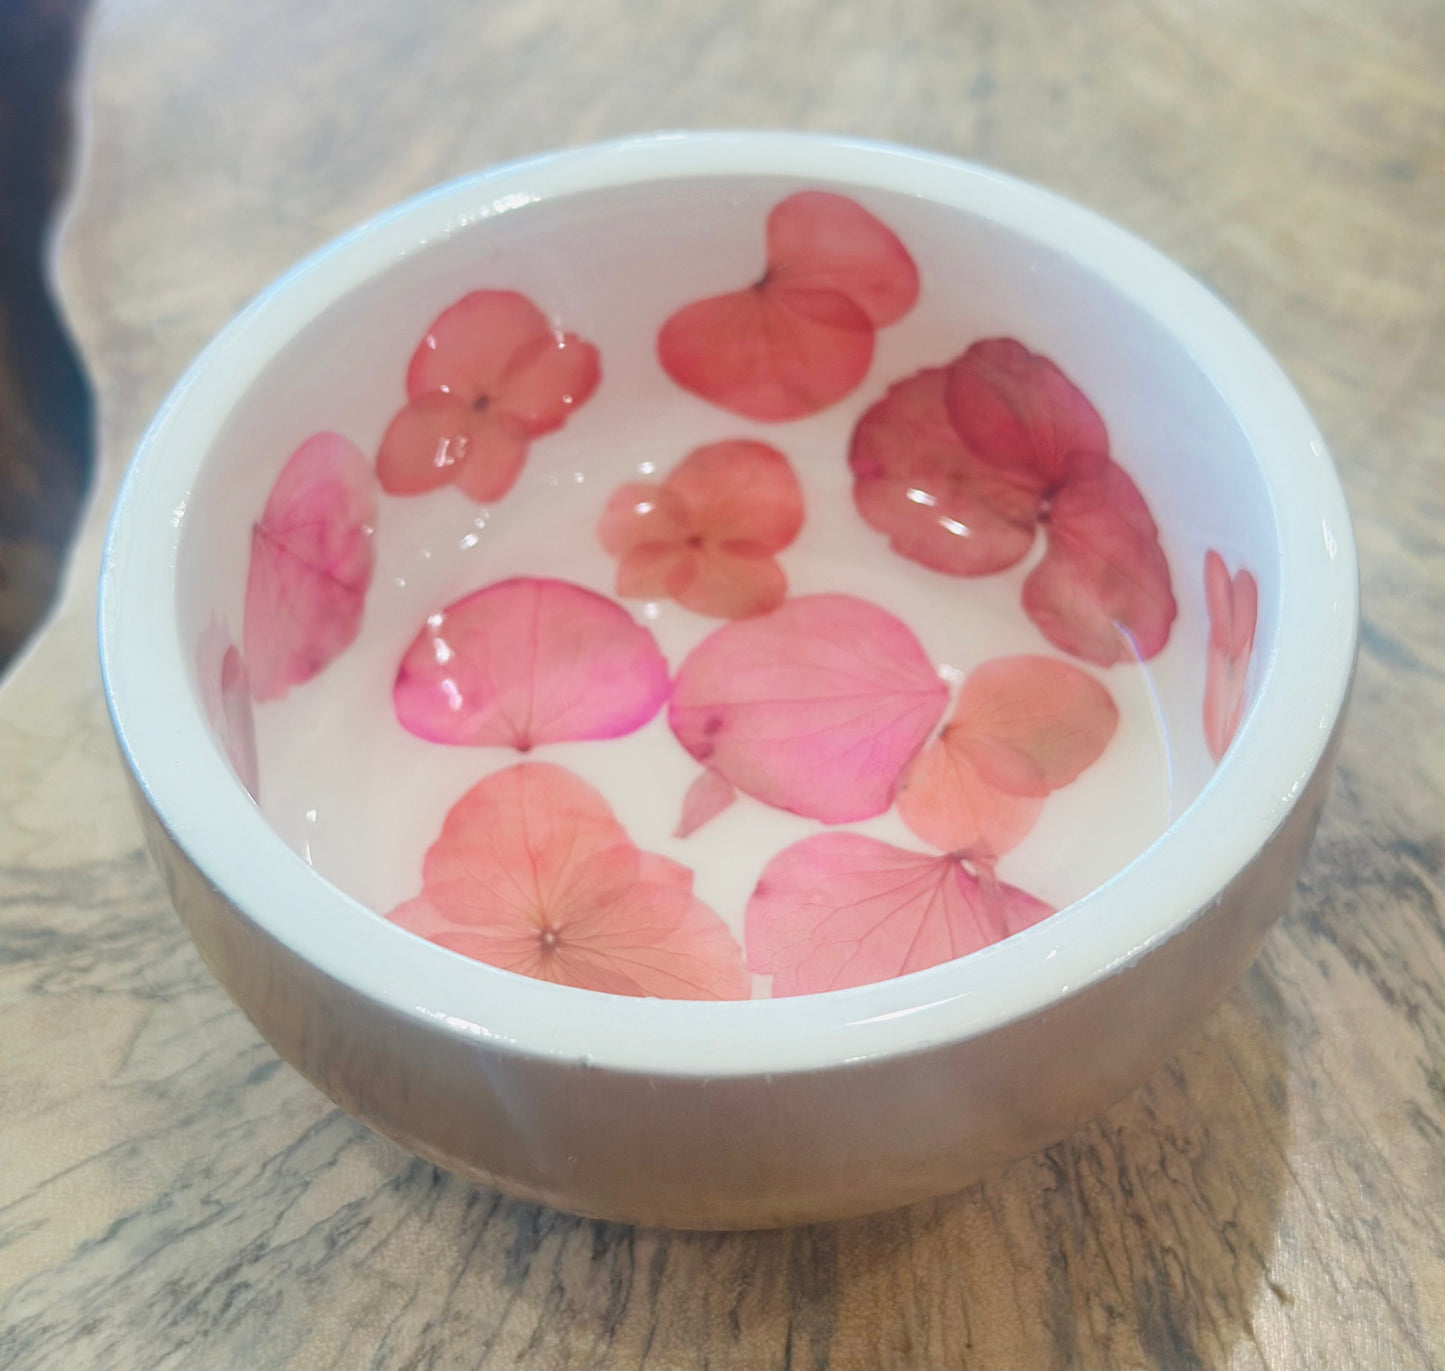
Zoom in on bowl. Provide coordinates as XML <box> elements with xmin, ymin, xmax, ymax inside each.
<box><xmin>99</xmin><ymin>132</ymin><xmax>1357</xmax><ymax>1229</ymax></box>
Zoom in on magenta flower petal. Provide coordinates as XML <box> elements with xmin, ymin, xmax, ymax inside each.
<box><xmin>243</xmin><ymin>432</ymin><xmax>377</xmax><ymax>701</ymax></box>
<box><xmin>394</xmin><ymin>577</ymin><xmax>671</xmax><ymax>750</ymax></box>
<box><xmin>668</xmin><ymin>594</ymin><xmax>947</xmax><ymax>822</ymax></box>
<box><xmin>745</xmin><ymin>832</ymin><xmax>1053</xmax><ymax>995</ymax></box>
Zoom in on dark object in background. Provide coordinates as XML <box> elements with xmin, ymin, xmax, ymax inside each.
<box><xmin>0</xmin><ymin>0</ymin><xmax>93</xmax><ymax>671</ymax></box>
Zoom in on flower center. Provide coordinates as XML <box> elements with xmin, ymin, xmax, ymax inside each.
<box><xmin>685</xmin><ymin>534</ymin><xmax>705</xmax><ymax>549</ymax></box>
<box><xmin>472</xmin><ymin>393</ymin><xmax>491</xmax><ymax>412</ymax></box>
<box><xmin>538</xmin><ymin>926</ymin><xmax>560</xmax><ymax>953</ymax></box>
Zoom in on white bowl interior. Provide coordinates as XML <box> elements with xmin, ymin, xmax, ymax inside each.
<box><xmin>102</xmin><ymin>136</ymin><xmax>1353</xmax><ymax>1069</ymax></box>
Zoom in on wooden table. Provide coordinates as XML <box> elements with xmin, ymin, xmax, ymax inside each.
<box><xmin>2</xmin><ymin>1</ymin><xmax>1442</xmax><ymax>1365</ymax></box>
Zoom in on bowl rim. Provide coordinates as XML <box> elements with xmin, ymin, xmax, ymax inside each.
<box><xmin>99</xmin><ymin>130</ymin><xmax>1358</xmax><ymax>1079</ymax></box>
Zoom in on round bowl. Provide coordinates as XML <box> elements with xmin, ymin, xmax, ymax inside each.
<box><xmin>99</xmin><ymin>132</ymin><xmax>1357</xmax><ymax>1229</ymax></box>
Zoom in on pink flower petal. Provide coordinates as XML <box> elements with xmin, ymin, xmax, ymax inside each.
<box><xmin>1024</xmin><ymin>461</ymin><xmax>1177</xmax><ymax>664</ymax></box>
<box><xmin>376</xmin><ymin>393</ymin><xmax>530</xmax><ymax>502</ymax></box>
<box><xmin>597</xmin><ymin>483</ymin><xmax>691</xmax><ymax>559</ymax></box>
<box><xmin>745</xmin><ymin>832</ymin><xmax>1053</xmax><ymax>995</ymax></box>
<box><xmin>406</xmin><ymin>290</ymin><xmax>554</xmax><ymax>401</ymax></box>
<box><xmin>494</xmin><ymin>330</ymin><xmax>601</xmax><ymax>434</ymax></box>
<box><xmin>894</xmin><ymin>741</ymin><xmax>1044</xmax><ymax>858</ymax></box>
<box><xmin>849</xmin><ymin>367</ymin><xmax>1040</xmax><ymax>576</ymax></box>
<box><xmin>945</xmin><ymin>338</ymin><xmax>1110</xmax><ymax>491</ymax></box>
<box><xmin>1203</xmin><ymin>550</ymin><xmax>1259</xmax><ymax>761</ymax></box>
<box><xmin>893</xmin><ymin>656</ymin><xmax>1116</xmax><ymax>858</ymax></box>
<box><xmin>765</xmin><ymin>190</ymin><xmax>920</xmax><ymax>328</ymax></box>
<box><xmin>674</xmin><ymin>768</ymin><xmax>738</xmax><ymax>838</ymax></box>
<box><xmin>389</xmin><ymin>762</ymin><xmax>749</xmax><ymax>999</ymax></box>
<box><xmin>657</xmin><ymin>284</ymin><xmax>875</xmax><ymax>422</ymax></box>
<box><xmin>394</xmin><ymin>577</ymin><xmax>671</xmax><ymax>750</ymax></box>
<box><xmin>668</xmin><ymin>594</ymin><xmax>948</xmax><ymax>822</ymax></box>
<box><xmin>244</xmin><ymin>432</ymin><xmax>377</xmax><ymax>701</ymax></box>
<box><xmin>196</xmin><ymin>619</ymin><xmax>259</xmax><ymax>799</ymax></box>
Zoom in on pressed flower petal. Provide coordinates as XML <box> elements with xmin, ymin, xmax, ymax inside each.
<box><xmin>495</xmin><ymin>330</ymin><xmax>601</xmax><ymax>434</ymax></box>
<box><xmin>745</xmin><ymin>832</ymin><xmax>1053</xmax><ymax>995</ymax></box>
<box><xmin>376</xmin><ymin>393</ymin><xmax>531</xmax><ymax>502</ymax></box>
<box><xmin>894</xmin><ymin>734</ymin><xmax>1045</xmax><ymax>858</ymax></box>
<box><xmin>599</xmin><ymin>442</ymin><xmax>802</xmax><ymax>619</ymax></box>
<box><xmin>406</xmin><ymin>290</ymin><xmax>554</xmax><ymax>401</ymax></box>
<box><xmin>244</xmin><ymin>432</ymin><xmax>377</xmax><ymax>701</ymax></box>
<box><xmin>394</xmin><ymin>577</ymin><xmax>671</xmax><ymax>749</ymax></box>
<box><xmin>196</xmin><ymin>620</ymin><xmax>259</xmax><ymax>799</ymax></box>
<box><xmin>665</xmin><ymin>440</ymin><xmax>804</xmax><ymax>550</ymax></box>
<box><xmin>597</xmin><ymin>482</ymin><xmax>692</xmax><ymax>558</ymax></box>
<box><xmin>669</xmin><ymin>594</ymin><xmax>948</xmax><ymax>822</ymax></box>
<box><xmin>389</xmin><ymin>763</ymin><xmax>749</xmax><ymax>999</ymax></box>
<box><xmin>894</xmin><ymin>655</ymin><xmax>1115</xmax><ymax>857</ymax></box>
<box><xmin>674</xmin><ymin>768</ymin><xmax>738</xmax><ymax>838</ymax></box>
<box><xmin>945</xmin><ymin>338</ymin><xmax>1110</xmax><ymax>490</ymax></box>
<box><xmin>675</xmin><ymin>547</ymin><xmax>789</xmax><ymax>619</ymax></box>
<box><xmin>850</xmin><ymin>368</ymin><xmax>1040</xmax><ymax>576</ymax></box>
<box><xmin>943</xmin><ymin>656</ymin><xmax>1118</xmax><ymax>796</ymax></box>
<box><xmin>1023</xmin><ymin>461</ymin><xmax>1177</xmax><ymax>665</ymax></box>
<box><xmin>1203</xmin><ymin>551</ymin><xmax>1259</xmax><ymax>761</ymax></box>
<box><xmin>615</xmin><ymin>543</ymin><xmax>698</xmax><ymax>601</ymax></box>
<box><xmin>766</xmin><ymin>190</ymin><xmax>920</xmax><ymax>327</ymax></box>
<box><xmin>658</xmin><ymin>284</ymin><xmax>875</xmax><ymax>422</ymax></box>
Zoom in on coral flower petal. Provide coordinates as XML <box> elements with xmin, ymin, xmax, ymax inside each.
<box><xmin>894</xmin><ymin>736</ymin><xmax>1045</xmax><ymax>858</ymax></box>
<box><xmin>675</xmin><ymin>548</ymin><xmax>789</xmax><ymax>619</ymax></box>
<box><xmin>766</xmin><ymin>190</ymin><xmax>921</xmax><ymax>327</ymax></box>
<box><xmin>600</xmin><ymin>441</ymin><xmax>803</xmax><ymax>620</ymax></box>
<box><xmin>658</xmin><ymin>285</ymin><xmax>874</xmax><ymax>422</ymax></box>
<box><xmin>745</xmin><ymin>832</ymin><xmax>1053</xmax><ymax>995</ymax></box>
<box><xmin>850</xmin><ymin>367</ymin><xmax>1039</xmax><ymax>576</ymax></box>
<box><xmin>244</xmin><ymin>432</ymin><xmax>377</xmax><ymax>701</ymax></box>
<box><xmin>389</xmin><ymin>763</ymin><xmax>749</xmax><ymax>999</ymax></box>
<box><xmin>669</xmin><ymin>594</ymin><xmax>948</xmax><ymax>822</ymax></box>
<box><xmin>376</xmin><ymin>392</ymin><xmax>530</xmax><ymax>501</ymax></box>
<box><xmin>944</xmin><ymin>337</ymin><xmax>1110</xmax><ymax>490</ymax></box>
<box><xmin>406</xmin><ymin>289</ymin><xmax>554</xmax><ymax>400</ymax></box>
<box><xmin>394</xmin><ymin>577</ymin><xmax>670</xmax><ymax>749</ymax></box>
<box><xmin>894</xmin><ymin>655</ymin><xmax>1116</xmax><ymax>858</ymax></box>
<box><xmin>495</xmin><ymin>330</ymin><xmax>601</xmax><ymax>434</ymax></box>
<box><xmin>1023</xmin><ymin>461</ymin><xmax>1177</xmax><ymax>665</ymax></box>
<box><xmin>665</xmin><ymin>440</ymin><xmax>804</xmax><ymax>549</ymax></box>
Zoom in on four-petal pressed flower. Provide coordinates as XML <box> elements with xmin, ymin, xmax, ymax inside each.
<box><xmin>377</xmin><ymin>290</ymin><xmax>599</xmax><ymax>503</ymax></box>
<box><xmin>852</xmin><ymin>339</ymin><xmax>1177</xmax><ymax>666</ymax></box>
<box><xmin>389</xmin><ymin>763</ymin><xmax>749</xmax><ymax>999</ymax></box>
<box><xmin>597</xmin><ymin>440</ymin><xmax>804</xmax><ymax>619</ymax></box>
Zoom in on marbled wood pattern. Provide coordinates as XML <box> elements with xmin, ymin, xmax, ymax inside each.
<box><xmin>0</xmin><ymin>0</ymin><xmax>1441</xmax><ymax>1365</ymax></box>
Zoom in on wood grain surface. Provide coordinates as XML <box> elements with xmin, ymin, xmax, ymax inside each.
<box><xmin>2</xmin><ymin>0</ymin><xmax>1442</xmax><ymax>1366</ymax></box>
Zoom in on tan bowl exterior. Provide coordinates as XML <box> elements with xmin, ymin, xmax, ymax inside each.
<box><xmin>124</xmin><ymin>713</ymin><xmax>1342</xmax><ymax>1231</ymax></box>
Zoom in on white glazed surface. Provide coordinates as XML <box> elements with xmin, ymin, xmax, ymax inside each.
<box><xmin>100</xmin><ymin>135</ymin><xmax>1356</xmax><ymax>1081</ymax></box>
